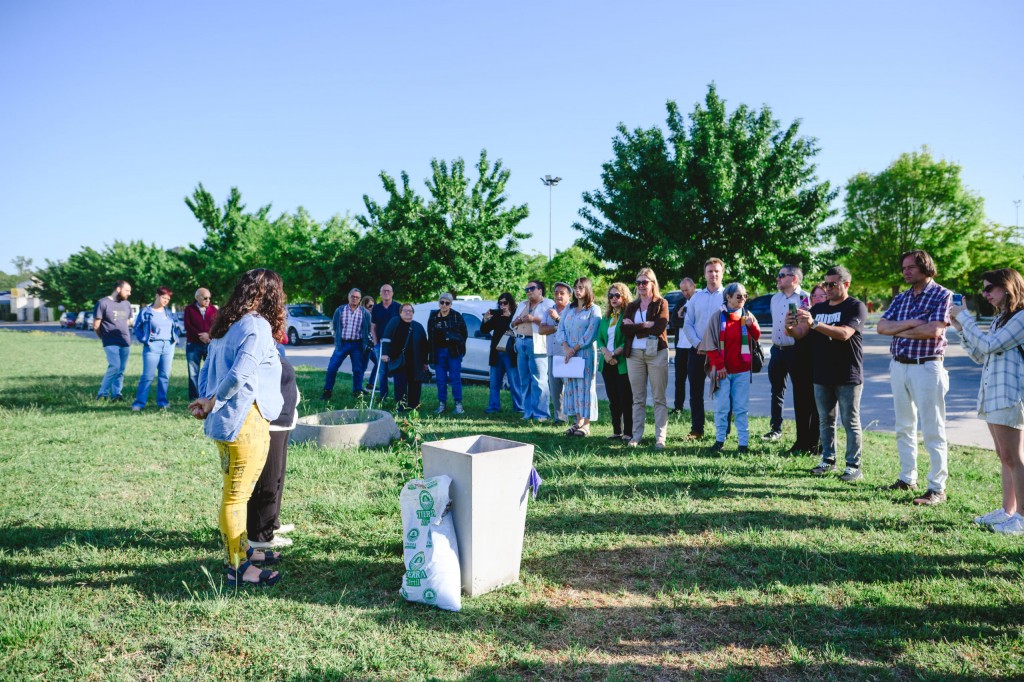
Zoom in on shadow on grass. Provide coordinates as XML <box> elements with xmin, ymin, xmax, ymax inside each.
<box><xmin>526</xmin><ymin>507</ymin><xmax>961</xmax><ymax>536</ymax></box>
<box><xmin>524</xmin><ymin>542</ymin><xmax>1024</xmax><ymax>592</ymax></box>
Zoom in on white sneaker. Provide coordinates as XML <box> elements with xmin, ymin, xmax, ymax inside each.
<box><xmin>992</xmin><ymin>513</ymin><xmax>1024</xmax><ymax>536</ymax></box>
<box><xmin>249</xmin><ymin>536</ymin><xmax>293</xmax><ymax>549</ymax></box>
<box><xmin>276</xmin><ymin>524</ymin><xmax>295</xmax><ymax>535</ymax></box>
<box><xmin>973</xmin><ymin>508</ymin><xmax>1011</xmax><ymax>526</ymax></box>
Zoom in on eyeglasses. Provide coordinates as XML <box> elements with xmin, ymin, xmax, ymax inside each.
<box><xmin>199</xmin><ymin>296</ymin><xmax>211</xmax><ymax>300</ymax></box>
<box><xmin>607</xmin><ymin>293</ymin><xmax>621</xmax><ymax>299</ymax></box>
<box><xmin>524</xmin><ymin>285</ymin><xmax>538</xmax><ymax>292</ymax></box>
<box><xmin>776</xmin><ymin>273</ymin><xmax>791</xmax><ymax>279</ymax></box>
<box><xmin>635</xmin><ymin>280</ymin><xmax>650</xmax><ymax>286</ymax></box>
<box><xmin>982</xmin><ymin>284</ymin><xmax>996</xmax><ymax>294</ymax></box>
<box><xmin>822</xmin><ymin>281</ymin><xmax>842</xmax><ymax>289</ymax></box>
<box><xmin>439</xmin><ymin>301</ymin><xmax>451</xmax><ymax>306</ymax></box>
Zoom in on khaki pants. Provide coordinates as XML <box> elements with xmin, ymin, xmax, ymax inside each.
<box><xmin>627</xmin><ymin>345</ymin><xmax>669</xmax><ymax>444</ymax></box>
<box><xmin>217</xmin><ymin>403</ymin><xmax>271</xmax><ymax>567</ymax></box>
<box><xmin>890</xmin><ymin>360</ymin><xmax>949</xmax><ymax>492</ymax></box>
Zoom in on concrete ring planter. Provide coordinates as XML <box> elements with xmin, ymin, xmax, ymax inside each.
<box><xmin>290</xmin><ymin>409</ymin><xmax>400</xmax><ymax>449</ymax></box>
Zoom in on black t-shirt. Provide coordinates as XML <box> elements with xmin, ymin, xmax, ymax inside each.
<box><xmin>809</xmin><ymin>297</ymin><xmax>867</xmax><ymax>386</ymax></box>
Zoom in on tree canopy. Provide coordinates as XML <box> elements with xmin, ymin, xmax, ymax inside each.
<box><xmin>357</xmin><ymin>150</ymin><xmax>530</xmax><ymax>301</ymax></box>
<box><xmin>576</xmin><ymin>83</ymin><xmax>836</xmax><ymax>293</ymax></box>
<box><xmin>830</xmin><ymin>147</ymin><xmax>986</xmax><ymax>295</ymax></box>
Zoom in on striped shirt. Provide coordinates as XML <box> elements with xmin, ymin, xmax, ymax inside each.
<box><xmin>957</xmin><ymin>309</ymin><xmax>1024</xmax><ymax>414</ymax></box>
<box><xmin>881</xmin><ymin>280</ymin><xmax>952</xmax><ymax>359</ymax></box>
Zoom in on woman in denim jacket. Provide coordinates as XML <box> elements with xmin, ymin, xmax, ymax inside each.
<box><xmin>191</xmin><ymin>269</ymin><xmax>285</xmax><ymax>587</ymax></box>
<box><xmin>131</xmin><ymin>286</ymin><xmax>180</xmax><ymax>411</ymax></box>
<box><xmin>951</xmin><ymin>268</ymin><xmax>1024</xmax><ymax>536</ymax></box>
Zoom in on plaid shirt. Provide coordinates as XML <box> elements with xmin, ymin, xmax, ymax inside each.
<box><xmin>881</xmin><ymin>280</ymin><xmax>952</xmax><ymax>359</ymax></box>
<box><xmin>337</xmin><ymin>305</ymin><xmax>363</xmax><ymax>341</ymax></box>
<box><xmin>957</xmin><ymin>309</ymin><xmax>1024</xmax><ymax>413</ymax></box>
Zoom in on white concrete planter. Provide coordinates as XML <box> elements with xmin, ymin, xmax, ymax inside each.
<box><xmin>291</xmin><ymin>409</ymin><xmax>400</xmax><ymax>449</ymax></box>
<box><xmin>421</xmin><ymin>435</ymin><xmax>535</xmax><ymax>597</ymax></box>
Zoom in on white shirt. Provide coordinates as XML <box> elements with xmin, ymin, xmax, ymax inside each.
<box><xmin>675</xmin><ymin>297</ymin><xmax>693</xmax><ymax>349</ymax></box>
<box><xmin>770</xmin><ymin>288</ymin><xmax>809</xmax><ymax>347</ymax></box>
<box><xmin>512</xmin><ymin>297</ymin><xmax>554</xmax><ymax>354</ymax></box>
<box><xmin>684</xmin><ymin>288</ymin><xmax>725</xmax><ymax>348</ymax></box>
<box><xmin>606</xmin><ymin>322</ymin><xmax>617</xmax><ymax>352</ymax></box>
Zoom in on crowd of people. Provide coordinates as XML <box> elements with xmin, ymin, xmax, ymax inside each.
<box><xmin>86</xmin><ymin>249</ymin><xmax>1024</xmax><ymax>587</ymax></box>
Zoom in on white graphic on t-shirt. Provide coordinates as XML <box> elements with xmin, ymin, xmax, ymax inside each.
<box><xmin>815</xmin><ymin>312</ymin><xmax>842</xmax><ymax>325</ymax></box>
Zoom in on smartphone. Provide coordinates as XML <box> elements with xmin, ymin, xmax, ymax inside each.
<box><xmin>788</xmin><ymin>303</ymin><xmax>798</xmax><ymax>316</ymax></box>
<box><xmin>952</xmin><ymin>293</ymin><xmax>964</xmax><ymax>306</ymax></box>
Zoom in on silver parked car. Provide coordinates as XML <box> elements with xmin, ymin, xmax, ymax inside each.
<box><xmin>285</xmin><ymin>303</ymin><xmax>334</xmax><ymax>346</ymax></box>
<box><xmin>412</xmin><ymin>300</ymin><xmax>495</xmax><ymax>381</ymax></box>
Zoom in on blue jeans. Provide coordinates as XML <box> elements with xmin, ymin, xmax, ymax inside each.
<box><xmin>714</xmin><ymin>372</ymin><xmax>750</xmax><ymax>446</ymax></box>
<box><xmin>98</xmin><ymin>344</ymin><xmax>130</xmax><ymax>398</ymax></box>
<box><xmin>488</xmin><ymin>352</ymin><xmax>523</xmax><ymax>412</ymax></box>
<box><xmin>435</xmin><ymin>348</ymin><xmax>463</xmax><ymax>403</ymax></box>
<box><xmin>814</xmin><ymin>383</ymin><xmax>863</xmax><ymax>469</ymax></box>
<box><xmin>133</xmin><ymin>340</ymin><xmax>174</xmax><ymax>409</ymax></box>
<box><xmin>371</xmin><ymin>343</ymin><xmax>389</xmax><ymax>398</ymax></box>
<box><xmin>324</xmin><ymin>340</ymin><xmax>365</xmax><ymax>394</ymax></box>
<box><xmin>516</xmin><ymin>338</ymin><xmax>550</xmax><ymax>419</ymax></box>
<box><xmin>186</xmin><ymin>342</ymin><xmax>209</xmax><ymax>401</ymax></box>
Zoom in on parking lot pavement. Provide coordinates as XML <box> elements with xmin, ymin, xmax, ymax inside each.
<box><xmin>2</xmin><ymin>323</ymin><xmax>992</xmax><ymax>448</ymax></box>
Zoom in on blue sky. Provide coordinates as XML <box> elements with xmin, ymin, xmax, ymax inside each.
<box><xmin>2</xmin><ymin>0</ymin><xmax>1022</xmax><ymax>271</ymax></box>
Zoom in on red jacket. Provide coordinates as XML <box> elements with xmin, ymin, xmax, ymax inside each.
<box><xmin>184</xmin><ymin>301</ymin><xmax>218</xmax><ymax>344</ymax></box>
<box><xmin>707</xmin><ymin>309</ymin><xmax>761</xmax><ymax>374</ymax></box>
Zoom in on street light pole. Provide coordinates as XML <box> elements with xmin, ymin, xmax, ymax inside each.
<box><xmin>1014</xmin><ymin>199</ymin><xmax>1021</xmax><ymax>229</ymax></box>
<box><xmin>540</xmin><ymin>175</ymin><xmax>562</xmax><ymax>261</ymax></box>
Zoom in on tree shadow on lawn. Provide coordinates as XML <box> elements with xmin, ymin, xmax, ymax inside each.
<box><xmin>526</xmin><ymin>508</ymin><xmax>961</xmax><ymax>536</ymax></box>
<box><xmin>282</xmin><ymin>660</ymin><xmax>1008</xmax><ymax>682</ymax></box>
<box><xmin>524</xmin><ymin>542</ymin><xmax>1024</xmax><ymax>593</ymax></box>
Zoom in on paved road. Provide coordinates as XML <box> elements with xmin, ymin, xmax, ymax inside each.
<box><xmin>2</xmin><ymin>322</ymin><xmax>990</xmax><ymax>448</ymax></box>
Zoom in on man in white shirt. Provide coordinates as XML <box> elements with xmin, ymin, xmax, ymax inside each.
<box><xmin>672</xmin><ymin>278</ymin><xmax>696</xmax><ymax>413</ymax></box>
<box><xmin>540</xmin><ymin>282</ymin><xmax>572</xmax><ymax>424</ymax></box>
<box><xmin>764</xmin><ymin>265</ymin><xmax>820</xmax><ymax>455</ymax></box>
<box><xmin>683</xmin><ymin>258</ymin><xmax>726</xmax><ymax>439</ymax></box>
<box><xmin>511</xmin><ymin>281</ymin><xmax>555</xmax><ymax>421</ymax></box>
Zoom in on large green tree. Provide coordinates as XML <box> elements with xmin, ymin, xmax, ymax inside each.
<box><xmin>33</xmin><ymin>241</ymin><xmax>188</xmax><ymax>311</ymax></box>
<box><xmin>576</xmin><ymin>84</ymin><xmax>836</xmax><ymax>292</ymax></box>
<box><xmin>829</xmin><ymin>148</ymin><xmax>985</xmax><ymax>296</ymax></box>
<box><xmin>183</xmin><ymin>184</ymin><xmax>275</xmax><ymax>299</ymax></box>
<box><xmin>357</xmin><ymin>150</ymin><xmax>530</xmax><ymax>301</ymax></box>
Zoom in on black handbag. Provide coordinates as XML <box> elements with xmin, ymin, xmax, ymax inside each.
<box><xmin>745</xmin><ymin>307</ymin><xmax>765</xmax><ymax>373</ymax></box>
<box><xmin>387</xmin><ymin>328</ymin><xmax>411</xmax><ymax>375</ymax></box>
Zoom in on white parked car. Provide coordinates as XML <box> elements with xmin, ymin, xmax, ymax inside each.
<box><xmin>285</xmin><ymin>303</ymin><xmax>334</xmax><ymax>345</ymax></box>
<box><xmin>412</xmin><ymin>300</ymin><xmax>496</xmax><ymax>381</ymax></box>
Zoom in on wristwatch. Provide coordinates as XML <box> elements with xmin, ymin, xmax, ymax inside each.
<box><xmin>810</xmin><ymin>319</ymin><xmax>820</xmax><ymax>330</ymax></box>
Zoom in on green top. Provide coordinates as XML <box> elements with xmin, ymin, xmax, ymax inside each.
<box><xmin>596</xmin><ymin>313</ymin><xmax>628</xmax><ymax>374</ymax></box>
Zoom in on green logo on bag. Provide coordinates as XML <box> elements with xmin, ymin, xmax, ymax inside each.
<box><xmin>416</xmin><ymin>490</ymin><xmax>436</xmax><ymax>525</ymax></box>
<box><xmin>405</xmin><ymin>528</ymin><xmax>420</xmax><ymax>549</ymax></box>
<box><xmin>406</xmin><ymin>552</ymin><xmax>428</xmax><ymax>586</ymax></box>
<box><xmin>423</xmin><ymin>588</ymin><xmax>437</xmax><ymax>604</ymax></box>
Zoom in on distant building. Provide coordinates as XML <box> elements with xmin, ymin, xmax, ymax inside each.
<box><xmin>0</xmin><ymin>278</ymin><xmax>56</xmax><ymax>322</ymax></box>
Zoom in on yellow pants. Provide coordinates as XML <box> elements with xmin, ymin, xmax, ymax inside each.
<box><xmin>216</xmin><ymin>404</ymin><xmax>271</xmax><ymax>567</ymax></box>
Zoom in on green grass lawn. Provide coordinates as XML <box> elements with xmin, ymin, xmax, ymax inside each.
<box><xmin>1</xmin><ymin>330</ymin><xmax>1022</xmax><ymax>681</ymax></box>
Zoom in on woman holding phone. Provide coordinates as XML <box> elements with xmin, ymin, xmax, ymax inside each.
<box><xmin>950</xmin><ymin>269</ymin><xmax>1024</xmax><ymax>535</ymax></box>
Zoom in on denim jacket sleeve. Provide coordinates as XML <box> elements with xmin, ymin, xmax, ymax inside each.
<box><xmin>212</xmin><ymin>326</ymin><xmax>261</xmax><ymax>403</ymax></box>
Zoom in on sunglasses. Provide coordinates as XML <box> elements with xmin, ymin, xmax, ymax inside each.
<box><xmin>439</xmin><ymin>300</ymin><xmax>451</xmax><ymax>306</ymax></box>
<box><xmin>776</xmin><ymin>273</ymin><xmax>791</xmax><ymax>279</ymax></box>
<box><xmin>982</xmin><ymin>284</ymin><xmax>996</xmax><ymax>294</ymax></box>
<box><xmin>499</xmin><ymin>301</ymin><xmax>510</xmax><ymax>306</ymax></box>
<box><xmin>635</xmin><ymin>280</ymin><xmax>650</xmax><ymax>286</ymax></box>
<box><xmin>731</xmin><ymin>293</ymin><xmax>748</xmax><ymax>300</ymax></box>
<box><xmin>822</xmin><ymin>281</ymin><xmax>842</xmax><ymax>289</ymax></box>
<box><xmin>524</xmin><ymin>285</ymin><xmax>538</xmax><ymax>292</ymax></box>
<box><xmin>607</xmin><ymin>293</ymin><xmax>621</xmax><ymax>299</ymax></box>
